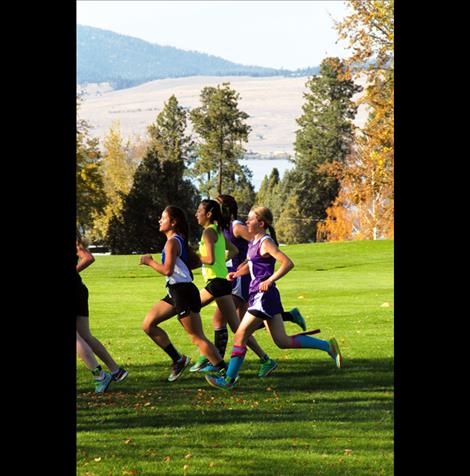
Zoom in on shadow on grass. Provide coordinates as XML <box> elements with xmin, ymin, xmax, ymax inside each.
<box><xmin>77</xmin><ymin>357</ymin><xmax>393</xmax><ymax>433</ymax></box>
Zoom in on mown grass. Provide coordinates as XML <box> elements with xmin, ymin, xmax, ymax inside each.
<box><xmin>77</xmin><ymin>240</ymin><xmax>394</xmax><ymax>475</ymax></box>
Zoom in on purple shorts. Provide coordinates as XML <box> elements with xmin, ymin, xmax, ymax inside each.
<box><xmin>247</xmin><ymin>285</ymin><xmax>284</xmax><ymax>320</ymax></box>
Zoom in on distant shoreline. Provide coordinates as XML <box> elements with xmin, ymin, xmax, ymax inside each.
<box><xmin>243</xmin><ymin>154</ymin><xmax>291</xmax><ymax>161</ymax></box>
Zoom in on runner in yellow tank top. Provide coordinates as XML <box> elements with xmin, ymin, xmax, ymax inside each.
<box><xmin>199</xmin><ymin>223</ymin><xmax>228</xmax><ymax>282</ymax></box>
<box><xmin>191</xmin><ymin>199</ymin><xmax>276</xmax><ymax>375</ymax></box>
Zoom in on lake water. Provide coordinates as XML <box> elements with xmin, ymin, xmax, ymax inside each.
<box><xmin>240</xmin><ymin>158</ymin><xmax>294</xmax><ymax>191</ymax></box>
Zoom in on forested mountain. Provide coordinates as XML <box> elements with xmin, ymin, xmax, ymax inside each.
<box><xmin>77</xmin><ymin>25</ymin><xmax>319</xmax><ymax>88</ymax></box>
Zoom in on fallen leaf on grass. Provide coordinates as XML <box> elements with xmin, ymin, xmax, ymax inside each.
<box><xmin>94</xmin><ymin>457</ymin><xmax>101</xmax><ymax>462</ymax></box>
<box><xmin>209</xmin><ymin>462</ymin><xmax>215</xmax><ymax>467</ymax></box>
<box><xmin>183</xmin><ymin>465</ymin><xmax>189</xmax><ymax>470</ymax></box>
<box><xmin>381</xmin><ymin>302</ymin><xmax>391</xmax><ymax>307</ymax></box>
<box><xmin>185</xmin><ymin>453</ymin><xmax>192</xmax><ymax>459</ymax></box>
<box><xmin>122</xmin><ymin>470</ymin><xmax>139</xmax><ymax>475</ymax></box>
<box><xmin>163</xmin><ymin>456</ymin><xmax>171</xmax><ymax>463</ymax></box>
<box><xmin>124</xmin><ymin>439</ymin><xmax>132</xmax><ymax>445</ymax></box>
<box><xmin>344</xmin><ymin>449</ymin><xmax>353</xmax><ymax>456</ymax></box>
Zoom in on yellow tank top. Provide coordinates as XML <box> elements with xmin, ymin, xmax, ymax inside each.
<box><xmin>199</xmin><ymin>224</ymin><xmax>228</xmax><ymax>282</ymax></box>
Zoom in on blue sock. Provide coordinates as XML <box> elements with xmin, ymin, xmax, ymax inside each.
<box><xmin>291</xmin><ymin>335</ymin><xmax>330</xmax><ymax>353</ymax></box>
<box><xmin>226</xmin><ymin>345</ymin><xmax>247</xmax><ymax>380</ymax></box>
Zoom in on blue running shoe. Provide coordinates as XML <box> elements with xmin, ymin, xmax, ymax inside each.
<box><xmin>189</xmin><ymin>356</ymin><xmax>209</xmax><ymax>372</ymax></box>
<box><xmin>94</xmin><ymin>372</ymin><xmax>113</xmax><ymax>394</ymax></box>
<box><xmin>205</xmin><ymin>374</ymin><xmax>239</xmax><ymax>391</ymax></box>
<box><xmin>289</xmin><ymin>307</ymin><xmax>306</xmax><ymax>331</ymax></box>
<box><xmin>258</xmin><ymin>358</ymin><xmax>278</xmax><ymax>377</ymax></box>
<box><xmin>198</xmin><ymin>363</ymin><xmax>220</xmax><ymax>374</ymax></box>
<box><xmin>328</xmin><ymin>337</ymin><xmax>342</xmax><ymax>369</ymax></box>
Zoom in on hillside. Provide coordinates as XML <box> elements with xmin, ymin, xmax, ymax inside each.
<box><xmin>78</xmin><ymin>75</ymin><xmax>368</xmax><ymax>156</ymax></box>
<box><xmin>77</xmin><ymin>25</ymin><xmax>319</xmax><ymax>88</ymax></box>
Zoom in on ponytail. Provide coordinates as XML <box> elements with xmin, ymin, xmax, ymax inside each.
<box><xmin>216</xmin><ymin>195</ymin><xmax>238</xmax><ymax>223</ymax></box>
<box><xmin>267</xmin><ymin>224</ymin><xmax>279</xmax><ymax>246</ymax></box>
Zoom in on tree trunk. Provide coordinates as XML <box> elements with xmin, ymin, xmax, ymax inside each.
<box><xmin>218</xmin><ymin>156</ymin><xmax>223</xmax><ymax>195</ymax></box>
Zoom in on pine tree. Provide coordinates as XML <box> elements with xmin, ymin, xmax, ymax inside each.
<box><xmin>290</xmin><ymin>57</ymin><xmax>361</xmax><ymax>240</ymax></box>
<box><xmin>190</xmin><ymin>83</ymin><xmax>252</xmax><ymax>197</ymax></box>
<box><xmin>148</xmin><ymin>95</ymin><xmax>195</xmax><ymax>166</ymax></box>
<box><xmin>107</xmin><ymin>97</ymin><xmax>200</xmax><ymax>254</ymax></box>
<box><xmin>276</xmin><ymin>194</ymin><xmax>315</xmax><ymax>244</ymax></box>
<box><xmin>255</xmin><ymin>168</ymin><xmax>280</xmax><ymax>211</ymax></box>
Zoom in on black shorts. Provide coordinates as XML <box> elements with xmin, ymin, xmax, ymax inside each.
<box><xmin>205</xmin><ymin>278</ymin><xmax>232</xmax><ymax>298</ymax></box>
<box><xmin>76</xmin><ymin>281</ymin><xmax>89</xmax><ymax>317</ymax></box>
<box><xmin>161</xmin><ymin>282</ymin><xmax>201</xmax><ymax>319</ymax></box>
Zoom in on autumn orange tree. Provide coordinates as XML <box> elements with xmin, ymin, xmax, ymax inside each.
<box><xmin>318</xmin><ymin>0</ymin><xmax>394</xmax><ymax>241</ymax></box>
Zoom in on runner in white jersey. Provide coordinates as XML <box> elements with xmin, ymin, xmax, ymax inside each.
<box><xmin>140</xmin><ymin>206</ymin><xmax>227</xmax><ymax>382</ymax></box>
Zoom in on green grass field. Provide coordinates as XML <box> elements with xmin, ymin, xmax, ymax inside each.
<box><xmin>77</xmin><ymin>240</ymin><xmax>394</xmax><ymax>476</ymax></box>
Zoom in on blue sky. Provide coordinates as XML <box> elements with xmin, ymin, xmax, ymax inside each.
<box><xmin>77</xmin><ymin>1</ymin><xmax>352</xmax><ymax>70</ymax></box>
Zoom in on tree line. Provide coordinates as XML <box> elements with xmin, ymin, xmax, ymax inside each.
<box><xmin>77</xmin><ymin>0</ymin><xmax>394</xmax><ymax>250</ymax></box>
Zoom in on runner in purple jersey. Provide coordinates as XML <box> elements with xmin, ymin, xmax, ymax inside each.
<box><xmin>206</xmin><ymin>206</ymin><xmax>343</xmax><ymax>391</ymax></box>
<box><xmin>202</xmin><ymin>195</ymin><xmax>308</xmax><ymax>371</ymax></box>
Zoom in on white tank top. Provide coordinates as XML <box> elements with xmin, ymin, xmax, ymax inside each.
<box><xmin>162</xmin><ymin>235</ymin><xmax>193</xmax><ymax>285</ymax></box>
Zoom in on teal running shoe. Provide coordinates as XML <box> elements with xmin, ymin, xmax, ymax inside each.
<box><xmin>328</xmin><ymin>337</ymin><xmax>342</xmax><ymax>369</ymax></box>
<box><xmin>189</xmin><ymin>356</ymin><xmax>209</xmax><ymax>372</ymax></box>
<box><xmin>94</xmin><ymin>372</ymin><xmax>113</xmax><ymax>394</ymax></box>
<box><xmin>205</xmin><ymin>374</ymin><xmax>239</xmax><ymax>391</ymax></box>
<box><xmin>289</xmin><ymin>307</ymin><xmax>306</xmax><ymax>331</ymax></box>
<box><xmin>258</xmin><ymin>358</ymin><xmax>278</xmax><ymax>377</ymax></box>
<box><xmin>198</xmin><ymin>363</ymin><xmax>221</xmax><ymax>374</ymax></box>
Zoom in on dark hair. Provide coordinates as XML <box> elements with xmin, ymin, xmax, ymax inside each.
<box><xmin>251</xmin><ymin>206</ymin><xmax>279</xmax><ymax>246</ymax></box>
<box><xmin>216</xmin><ymin>194</ymin><xmax>238</xmax><ymax>223</ymax></box>
<box><xmin>200</xmin><ymin>199</ymin><xmax>228</xmax><ymax>231</ymax></box>
<box><xmin>164</xmin><ymin>206</ymin><xmax>189</xmax><ymax>243</ymax></box>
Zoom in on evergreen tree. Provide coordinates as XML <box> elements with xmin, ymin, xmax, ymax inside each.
<box><xmin>148</xmin><ymin>94</ymin><xmax>195</xmax><ymax>166</ymax></box>
<box><xmin>290</xmin><ymin>57</ymin><xmax>361</xmax><ymax>240</ymax></box>
<box><xmin>255</xmin><ymin>168</ymin><xmax>281</xmax><ymax>212</ymax></box>
<box><xmin>107</xmin><ymin>97</ymin><xmax>200</xmax><ymax>254</ymax></box>
<box><xmin>276</xmin><ymin>194</ymin><xmax>314</xmax><ymax>244</ymax></box>
<box><xmin>190</xmin><ymin>83</ymin><xmax>252</xmax><ymax>197</ymax></box>
<box><xmin>221</xmin><ymin>164</ymin><xmax>256</xmax><ymax>219</ymax></box>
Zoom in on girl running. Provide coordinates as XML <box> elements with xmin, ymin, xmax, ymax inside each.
<box><xmin>190</xmin><ymin>199</ymin><xmax>278</xmax><ymax>377</ymax></box>
<box><xmin>205</xmin><ymin>207</ymin><xmax>342</xmax><ymax>391</ymax></box>
<box><xmin>76</xmin><ymin>231</ymin><xmax>128</xmax><ymax>393</ymax></box>
<box><xmin>192</xmin><ymin>195</ymin><xmax>307</xmax><ymax>378</ymax></box>
<box><xmin>140</xmin><ymin>206</ymin><xmax>227</xmax><ymax>381</ymax></box>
